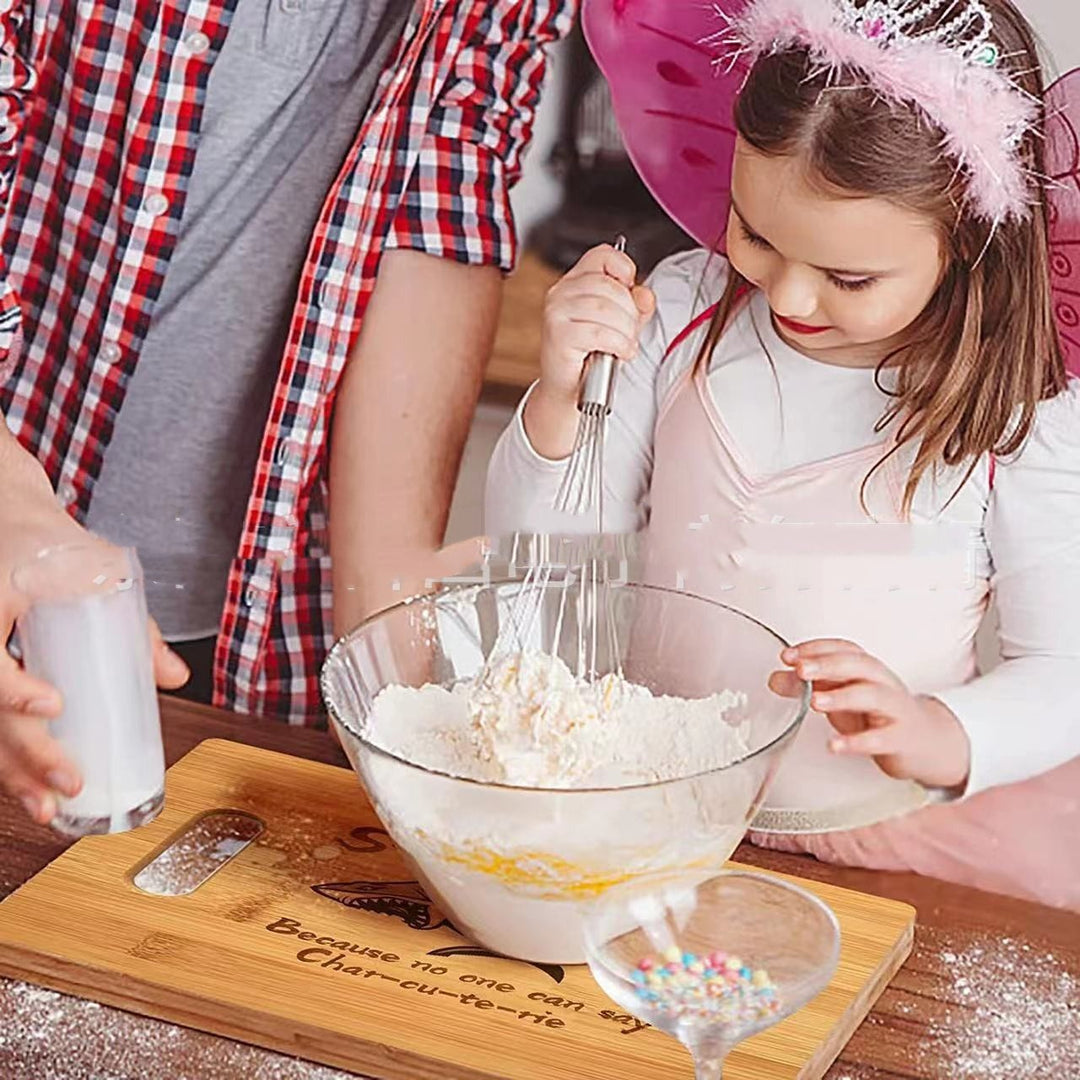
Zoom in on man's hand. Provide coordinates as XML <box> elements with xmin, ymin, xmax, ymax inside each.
<box><xmin>337</xmin><ymin>535</ymin><xmax>490</xmax><ymax>624</ymax></box>
<box><xmin>0</xmin><ymin>427</ymin><xmax>189</xmax><ymax>823</ymax></box>
<box><xmin>1</xmin><ymin>560</ymin><xmax>191</xmax><ymax>824</ymax></box>
<box><xmin>0</xmin><ymin>614</ymin><xmax>189</xmax><ymax>827</ymax></box>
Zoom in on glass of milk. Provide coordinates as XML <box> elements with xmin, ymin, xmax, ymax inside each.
<box><xmin>13</xmin><ymin>542</ymin><xmax>166</xmax><ymax>837</ymax></box>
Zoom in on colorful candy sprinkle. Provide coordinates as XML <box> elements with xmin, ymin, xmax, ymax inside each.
<box><xmin>632</xmin><ymin>949</ymin><xmax>782</xmax><ymax>1025</ymax></box>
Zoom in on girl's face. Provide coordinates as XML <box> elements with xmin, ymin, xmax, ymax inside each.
<box><xmin>727</xmin><ymin>139</ymin><xmax>947</xmax><ymax>367</ymax></box>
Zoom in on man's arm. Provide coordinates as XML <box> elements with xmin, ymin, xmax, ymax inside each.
<box><xmin>327</xmin><ymin>2</ymin><xmax>576</xmax><ymax>632</ymax></box>
<box><xmin>0</xmin><ymin>0</ymin><xmax>69</xmax><ymax>586</ymax></box>
<box><xmin>329</xmin><ymin>250</ymin><xmax>500</xmax><ymax>633</ymax></box>
<box><xmin>0</xmin><ymin>6</ymin><xmax>190</xmax><ymax>823</ymax></box>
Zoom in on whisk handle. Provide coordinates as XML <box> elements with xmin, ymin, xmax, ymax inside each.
<box><xmin>577</xmin><ymin>234</ymin><xmax>627</xmax><ymax>417</ymax></box>
<box><xmin>580</xmin><ymin>351</ymin><xmax>618</xmax><ymax>415</ymax></box>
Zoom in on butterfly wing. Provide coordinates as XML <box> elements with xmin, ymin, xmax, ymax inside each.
<box><xmin>581</xmin><ymin>0</ymin><xmax>749</xmax><ymax>252</ymax></box>
<box><xmin>1046</xmin><ymin>68</ymin><xmax>1080</xmax><ymax>377</ymax></box>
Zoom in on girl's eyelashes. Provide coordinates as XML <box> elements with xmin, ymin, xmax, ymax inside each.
<box><xmin>737</xmin><ymin>218</ymin><xmax>878</xmax><ymax>291</ymax></box>
<box><xmin>828</xmin><ymin>273</ymin><xmax>878</xmax><ymax>292</ymax></box>
<box><xmin>739</xmin><ymin>221</ymin><xmax>772</xmax><ymax>250</ymax></box>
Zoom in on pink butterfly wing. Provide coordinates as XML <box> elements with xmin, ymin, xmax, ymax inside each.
<box><xmin>1046</xmin><ymin>68</ymin><xmax>1080</xmax><ymax>377</ymax></box>
<box><xmin>581</xmin><ymin>0</ymin><xmax>750</xmax><ymax>252</ymax></box>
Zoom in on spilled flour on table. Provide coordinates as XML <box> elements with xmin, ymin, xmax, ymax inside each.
<box><xmin>0</xmin><ymin>979</ymin><xmax>358</xmax><ymax>1079</ymax></box>
<box><xmin>832</xmin><ymin>928</ymin><xmax>1079</xmax><ymax>1080</ymax></box>
<box><xmin>919</xmin><ymin>932</ymin><xmax>1078</xmax><ymax>1078</ymax></box>
<box><xmin>787</xmin><ymin>927</ymin><xmax>1079</xmax><ymax>1080</ymax></box>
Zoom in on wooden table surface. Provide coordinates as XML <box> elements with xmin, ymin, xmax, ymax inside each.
<box><xmin>1</xmin><ymin>697</ymin><xmax>1077</xmax><ymax>1080</ymax></box>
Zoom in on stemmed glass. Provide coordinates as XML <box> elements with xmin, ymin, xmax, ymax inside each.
<box><xmin>582</xmin><ymin>870</ymin><xmax>840</xmax><ymax>1078</ymax></box>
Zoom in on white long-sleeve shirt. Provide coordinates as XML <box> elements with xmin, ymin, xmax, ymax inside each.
<box><xmin>485</xmin><ymin>249</ymin><xmax>1080</xmax><ymax>797</ymax></box>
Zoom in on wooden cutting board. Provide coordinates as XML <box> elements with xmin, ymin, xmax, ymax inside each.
<box><xmin>0</xmin><ymin>740</ymin><xmax>914</xmax><ymax>1079</ymax></box>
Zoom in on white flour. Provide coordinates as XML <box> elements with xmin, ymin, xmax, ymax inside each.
<box><xmin>0</xmin><ymin>978</ymin><xmax>358</xmax><ymax>1079</ymax></box>
<box><xmin>830</xmin><ymin>929</ymin><xmax>1079</xmax><ymax>1079</ymax></box>
<box><xmin>913</xmin><ymin>930</ymin><xmax>1079</xmax><ymax>1078</ymax></box>
<box><xmin>366</xmin><ymin>652</ymin><xmax>750</xmax><ymax>788</ymax></box>
<box><xmin>353</xmin><ymin>653</ymin><xmax>756</xmax><ymax>963</ymax></box>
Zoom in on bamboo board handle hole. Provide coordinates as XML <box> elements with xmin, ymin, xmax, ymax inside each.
<box><xmin>130</xmin><ymin>810</ymin><xmax>265</xmax><ymax>897</ymax></box>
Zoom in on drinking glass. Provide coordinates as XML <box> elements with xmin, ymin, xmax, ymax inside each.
<box><xmin>13</xmin><ymin>542</ymin><xmax>166</xmax><ymax>836</ymax></box>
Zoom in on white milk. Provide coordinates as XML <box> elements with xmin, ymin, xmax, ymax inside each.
<box><xmin>16</xmin><ymin>546</ymin><xmax>165</xmax><ymax>834</ymax></box>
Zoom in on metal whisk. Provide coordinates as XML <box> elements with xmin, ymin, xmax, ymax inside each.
<box><xmin>553</xmin><ymin>234</ymin><xmax>628</xmax><ymax>523</ymax></box>
<box><xmin>476</xmin><ymin>533</ymin><xmax>625</xmax><ymax>700</ymax></box>
<box><xmin>481</xmin><ymin>231</ymin><xmax>634</xmax><ymax>697</ymax></box>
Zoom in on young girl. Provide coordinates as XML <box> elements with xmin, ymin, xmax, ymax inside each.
<box><xmin>485</xmin><ymin>0</ymin><xmax>1080</xmax><ymax>909</ymax></box>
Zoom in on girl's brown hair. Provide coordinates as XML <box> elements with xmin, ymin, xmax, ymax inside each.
<box><xmin>701</xmin><ymin>0</ymin><xmax>1067</xmax><ymax>512</ymax></box>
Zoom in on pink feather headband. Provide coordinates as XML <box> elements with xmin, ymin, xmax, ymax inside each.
<box><xmin>708</xmin><ymin>0</ymin><xmax>1040</xmax><ymax>224</ymax></box>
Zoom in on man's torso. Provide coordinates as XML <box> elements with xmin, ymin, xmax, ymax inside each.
<box><xmin>85</xmin><ymin>0</ymin><xmax>404</xmax><ymax>640</ymax></box>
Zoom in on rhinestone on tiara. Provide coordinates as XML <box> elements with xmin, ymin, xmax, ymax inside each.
<box><xmin>835</xmin><ymin>0</ymin><xmax>996</xmax><ymax>65</ymax></box>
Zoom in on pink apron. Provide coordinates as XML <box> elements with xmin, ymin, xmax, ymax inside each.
<box><xmin>641</xmin><ymin>309</ymin><xmax>1080</xmax><ymax>911</ymax></box>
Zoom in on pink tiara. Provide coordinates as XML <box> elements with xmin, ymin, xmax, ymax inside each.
<box><xmin>708</xmin><ymin>0</ymin><xmax>1040</xmax><ymax>224</ymax></box>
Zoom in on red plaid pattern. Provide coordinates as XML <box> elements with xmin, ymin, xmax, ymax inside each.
<box><xmin>0</xmin><ymin>0</ymin><xmax>575</xmax><ymax>724</ymax></box>
<box><xmin>0</xmin><ymin>0</ymin><xmax>32</xmax><ymax>379</ymax></box>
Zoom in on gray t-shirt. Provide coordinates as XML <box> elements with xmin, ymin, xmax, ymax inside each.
<box><xmin>87</xmin><ymin>0</ymin><xmax>405</xmax><ymax>639</ymax></box>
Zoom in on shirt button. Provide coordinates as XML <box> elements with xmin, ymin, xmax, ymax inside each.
<box><xmin>273</xmin><ymin>438</ymin><xmax>294</xmax><ymax>467</ymax></box>
<box><xmin>143</xmin><ymin>191</ymin><xmax>170</xmax><ymax>217</ymax></box>
<box><xmin>243</xmin><ymin>584</ymin><xmax>260</xmax><ymax>608</ymax></box>
<box><xmin>100</xmin><ymin>340</ymin><xmax>122</xmax><ymax>363</ymax></box>
<box><xmin>319</xmin><ymin>280</ymin><xmax>341</xmax><ymax>308</ymax></box>
<box><xmin>58</xmin><ymin>482</ymin><xmax>77</xmax><ymax>505</ymax></box>
<box><xmin>184</xmin><ymin>31</ymin><xmax>211</xmax><ymax>56</ymax></box>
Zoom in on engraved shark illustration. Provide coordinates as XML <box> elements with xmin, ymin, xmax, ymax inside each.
<box><xmin>311</xmin><ymin>878</ymin><xmax>567</xmax><ymax>982</ymax></box>
<box><xmin>310</xmin><ymin>880</ymin><xmax>453</xmax><ymax>931</ymax></box>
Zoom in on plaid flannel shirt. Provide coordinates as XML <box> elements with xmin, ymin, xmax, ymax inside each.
<box><xmin>0</xmin><ymin>0</ymin><xmax>575</xmax><ymax>724</ymax></box>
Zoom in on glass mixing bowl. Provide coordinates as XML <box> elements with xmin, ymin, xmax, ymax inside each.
<box><xmin>321</xmin><ymin>580</ymin><xmax>809</xmax><ymax>964</ymax></box>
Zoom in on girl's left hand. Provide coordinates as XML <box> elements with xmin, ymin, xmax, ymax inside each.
<box><xmin>768</xmin><ymin>638</ymin><xmax>971</xmax><ymax>791</ymax></box>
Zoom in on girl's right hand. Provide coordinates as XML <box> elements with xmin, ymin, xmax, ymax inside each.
<box><xmin>538</xmin><ymin>243</ymin><xmax>656</xmax><ymax>403</ymax></box>
<box><xmin>524</xmin><ymin>244</ymin><xmax>656</xmax><ymax>460</ymax></box>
